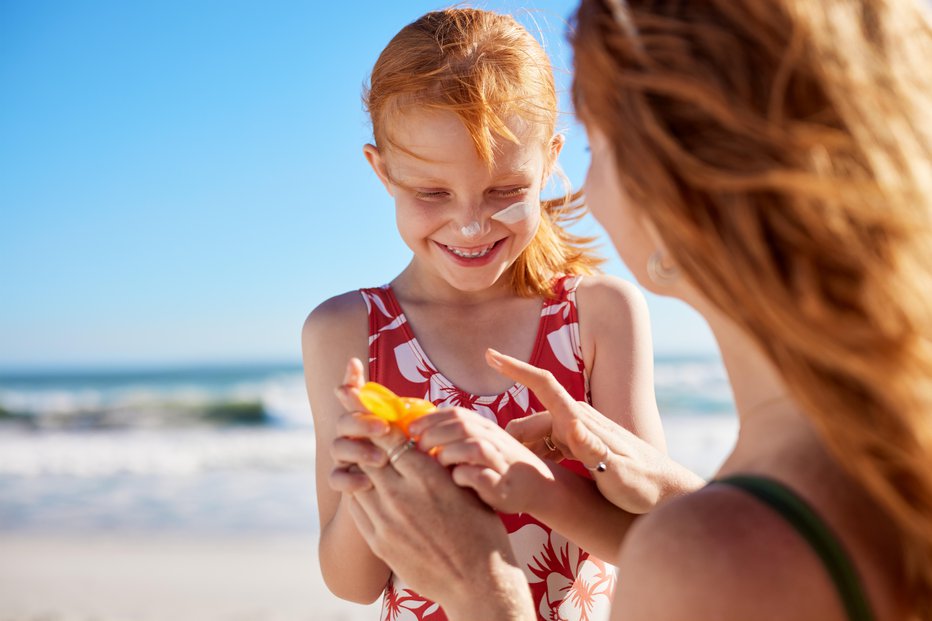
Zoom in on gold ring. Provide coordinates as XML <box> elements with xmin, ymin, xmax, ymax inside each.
<box><xmin>387</xmin><ymin>439</ymin><xmax>417</xmax><ymax>466</ymax></box>
<box><xmin>543</xmin><ymin>434</ymin><xmax>557</xmax><ymax>452</ymax></box>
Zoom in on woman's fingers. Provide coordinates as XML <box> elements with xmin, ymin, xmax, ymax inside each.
<box><xmin>566</xmin><ymin>418</ymin><xmax>613</xmax><ymax>472</ymax></box>
<box><xmin>363</xmin><ymin>439</ymin><xmax>448</xmax><ymax>488</ymax></box>
<box><xmin>346</xmin><ymin>495</ymin><xmax>376</xmax><ymax>542</ymax></box>
<box><xmin>486</xmin><ymin>349</ymin><xmax>576</xmax><ymax>414</ymax></box>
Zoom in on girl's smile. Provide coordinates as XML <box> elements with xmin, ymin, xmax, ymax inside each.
<box><xmin>435</xmin><ymin>238</ymin><xmax>507</xmax><ymax>266</ymax></box>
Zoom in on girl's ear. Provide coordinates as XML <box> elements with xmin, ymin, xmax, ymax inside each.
<box><xmin>543</xmin><ymin>134</ymin><xmax>565</xmax><ymax>179</ymax></box>
<box><xmin>550</xmin><ymin>133</ymin><xmax>565</xmax><ymax>161</ymax></box>
<box><xmin>363</xmin><ymin>144</ymin><xmax>395</xmax><ymax>197</ymax></box>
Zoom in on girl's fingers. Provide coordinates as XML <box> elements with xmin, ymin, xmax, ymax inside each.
<box><xmin>505</xmin><ymin>413</ymin><xmax>565</xmax><ymax>458</ymax></box>
<box><xmin>451</xmin><ymin>464</ymin><xmax>503</xmax><ymax>505</ymax></box>
<box><xmin>334</xmin><ymin>411</ymin><xmax>390</xmax><ymax>438</ymax></box>
<box><xmin>334</xmin><ymin>384</ymin><xmax>364</xmax><ymax>414</ymax></box>
<box><xmin>330</xmin><ymin>436</ymin><xmax>387</xmax><ymax>467</ymax></box>
<box><xmin>343</xmin><ymin>357</ymin><xmax>366</xmax><ymax>388</ymax></box>
<box><xmin>406</xmin><ymin>408</ymin><xmax>459</xmax><ymax>437</ymax></box>
<box><xmin>433</xmin><ymin>438</ymin><xmax>508</xmax><ymax>473</ymax></box>
<box><xmin>415</xmin><ymin>413</ymin><xmax>494</xmax><ymax>453</ymax></box>
<box><xmin>334</xmin><ymin>358</ymin><xmax>367</xmax><ymax>411</ymax></box>
<box><xmin>329</xmin><ymin>465</ymin><xmax>374</xmax><ymax>494</ymax></box>
<box><xmin>504</xmin><ymin>411</ymin><xmax>552</xmax><ymax>443</ymax></box>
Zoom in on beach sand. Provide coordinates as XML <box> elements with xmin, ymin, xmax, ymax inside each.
<box><xmin>0</xmin><ymin>533</ymin><xmax>381</xmax><ymax>621</ymax></box>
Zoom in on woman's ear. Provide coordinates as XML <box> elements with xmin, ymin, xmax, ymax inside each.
<box><xmin>363</xmin><ymin>144</ymin><xmax>394</xmax><ymax>197</ymax></box>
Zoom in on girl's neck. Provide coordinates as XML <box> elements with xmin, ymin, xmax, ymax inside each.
<box><xmin>392</xmin><ymin>260</ymin><xmax>519</xmax><ymax>307</ymax></box>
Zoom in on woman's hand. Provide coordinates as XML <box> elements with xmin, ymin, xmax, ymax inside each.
<box><xmin>487</xmin><ymin>349</ymin><xmax>705</xmax><ymax>514</ymax></box>
<box><xmin>406</xmin><ymin>407</ymin><xmax>556</xmax><ymax>515</ymax></box>
<box><xmin>328</xmin><ymin>359</ymin><xmax>534</xmax><ymax>620</ymax></box>
<box><xmin>352</xmin><ymin>434</ymin><xmax>533</xmax><ymax>620</ymax></box>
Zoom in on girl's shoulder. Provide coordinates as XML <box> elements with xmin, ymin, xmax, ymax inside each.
<box><xmin>614</xmin><ymin>483</ymin><xmax>859</xmax><ymax>621</ymax></box>
<box><xmin>573</xmin><ymin>273</ymin><xmax>648</xmax><ymax>320</ymax></box>
<box><xmin>304</xmin><ymin>290</ymin><xmax>368</xmax><ymax>331</ymax></box>
<box><xmin>573</xmin><ymin>273</ymin><xmax>650</xmax><ymax>341</ymax></box>
<box><xmin>302</xmin><ymin>290</ymin><xmax>369</xmax><ymax>360</ymax></box>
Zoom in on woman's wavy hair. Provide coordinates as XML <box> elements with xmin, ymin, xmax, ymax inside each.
<box><xmin>364</xmin><ymin>7</ymin><xmax>602</xmax><ymax>297</ymax></box>
<box><xmin>573</xmin><ymin>0</ymin><xmax>932</xmax><ymax>613</ymax></box>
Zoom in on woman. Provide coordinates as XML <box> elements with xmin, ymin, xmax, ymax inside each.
<box><xmin>333</xmin><ymin>0</ymin><xmax>932</xmax><ymax>619</ymax></box>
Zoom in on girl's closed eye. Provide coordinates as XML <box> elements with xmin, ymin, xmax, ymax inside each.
<box><xmin>415</xmin><ymin>189</ymin><xmax>450</xmax><ymax>201</ymax></box>
<box><xmin>493</xmin><ymin>186</ymin><xmax>529</xmax><ymax>199</ymax></box>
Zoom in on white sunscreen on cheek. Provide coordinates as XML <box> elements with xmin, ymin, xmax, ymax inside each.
<box><xmin>490</xmin><ymin>201</ymin><xmax>534</xmax><ymax>225</ymax></box>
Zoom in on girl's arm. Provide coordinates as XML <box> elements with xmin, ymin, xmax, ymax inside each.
<box><xmin>302</xmin><ymin>292</ymin><xmax>391</xmax><ymax>603</ymax></box>
<box><xmin>576</xmin><ymin>275</ymin><xmax>665</xmax><ymax>452</ymax></box>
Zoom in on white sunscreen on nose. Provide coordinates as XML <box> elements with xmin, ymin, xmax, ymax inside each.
<box><xmin>491</xmin><ymin>201</ymin><xmax>534</xmax><ymax>224</ymax></box>
<box><xmin>460</xmin><ymin>221</ymin><xmax>483</xmax><ymax>238</ymax></box>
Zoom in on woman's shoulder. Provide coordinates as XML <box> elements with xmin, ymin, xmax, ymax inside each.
<box><xmin>614</xmin><ymin>483</ymin><xmax>855</xmax><ymax>621</ymax></box>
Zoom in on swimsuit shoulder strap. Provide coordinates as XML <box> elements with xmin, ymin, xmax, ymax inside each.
<box><xmin>715</xmin><ymin>474</ymin><xmax>874</xmax><ymax>621</ymax></box>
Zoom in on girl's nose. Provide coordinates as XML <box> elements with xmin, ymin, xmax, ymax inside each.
<box><xmin>459</xmin><ymin>219</ymin><xmax>490</xmax><ymax>239</ymax></box>
<box><xmin>454</xmin><ymin>204</ymin><xmax>492</xmax><ymax>240</ymax></box>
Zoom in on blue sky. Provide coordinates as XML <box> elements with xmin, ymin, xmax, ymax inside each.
<box><xmin>0</xmin><ymin>0</ymin><xmax>717</xmax><ymax>369</ymax></box>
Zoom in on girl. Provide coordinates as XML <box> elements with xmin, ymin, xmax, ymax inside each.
<box><xmin>303</xmin><ymin>7</ymin><xmax>666</xmax><ymax>621</ymax></box>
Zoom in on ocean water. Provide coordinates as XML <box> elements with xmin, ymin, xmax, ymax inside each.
<box><xmin>0</xmin><ymin>358</ymin><xmax>736</xmax><ymax>533</ymax></box>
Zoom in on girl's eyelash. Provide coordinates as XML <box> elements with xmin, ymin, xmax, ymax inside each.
<box><xmin>415</xmin><ymin>190</ymin><xmax>448</xmax><ymax>199</ymax></box>
<box><xmin>415</xmin><ymin>187</ymin><xmax>527</xmax><ymax>200</ymax></box>
<box><xmin>496</xmin><ymin>186</ymin><xmax>529</xmax><ymax>197</ymax></box>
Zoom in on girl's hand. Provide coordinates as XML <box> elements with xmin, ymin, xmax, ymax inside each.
<box><xmin>328</xmin><ymin>358</ymin><xmax>391</xmax><ymax>495</ymax></box>
<box><xmin>487</xmin><ymin>349</ymin><xmax>705</xmax><ymax>514</ymax></box>
<box><xmin>501</xmin><ymin>410</ymin><xmax>567</xmax><ymax>461</ymax></box>
<box><xmin>407</xmin><ymin>407</ymin><xmax>556</xmax><ymax>515</ymax></box>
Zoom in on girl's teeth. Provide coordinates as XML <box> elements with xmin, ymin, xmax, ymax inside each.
<box><xmin>447</xmin><ymin>243</ymin><xmax>494</xmax><ymax>258</ymax></box>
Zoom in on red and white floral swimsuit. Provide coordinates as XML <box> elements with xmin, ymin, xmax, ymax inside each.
<box><xmin>360</xmin><ymin>275</ymin><xmax>616</xmax><ymax>621</ymax></box>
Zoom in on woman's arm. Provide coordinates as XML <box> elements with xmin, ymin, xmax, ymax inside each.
<box><xmin>302</xmin><ymin>293</ymin><xmax>391</xmax><ymax>603</ymax></box>
<box><xmin>407</xmin><ymin>406</ymin><xmax>637</xmax><ymax>560</ymax></box>
<box><xmin>491</xmin><ymin>351</ymin><xmax>705</xmax><ymax>514</ymax></box>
